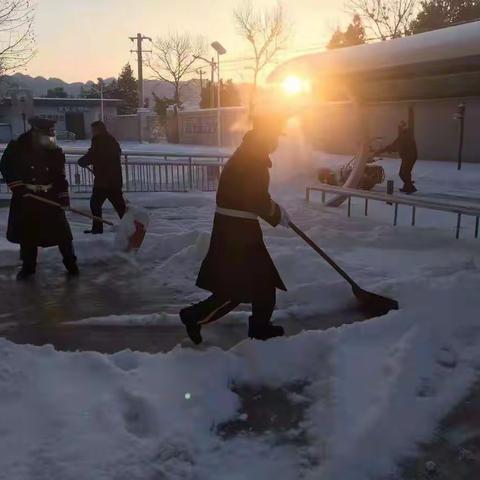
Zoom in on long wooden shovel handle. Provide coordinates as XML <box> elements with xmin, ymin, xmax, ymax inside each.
<box><xmin>289</xmin><ymin>221</ymin><xmax>360</xmax><ymax>289</ymax></box>
<box><xmin>24</xmin><ymin>193</ymin><xmax>114</xmax><ymax>226</ymax></box>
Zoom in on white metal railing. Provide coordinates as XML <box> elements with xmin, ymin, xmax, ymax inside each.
<box><xmin>306</xmin><ymin>184</ymin><xmax>480</xmax><ymax>239</ymax></box>
<box><xmin>0</xmin><ymin>148</ymin><xmax>229</xmax><ymax>194</ymax></box>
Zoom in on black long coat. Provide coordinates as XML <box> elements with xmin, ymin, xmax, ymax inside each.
<box><xmin>78</xmin><ymin>132</ymin><xmax>123</xmax><ymax>189</ymax></box>
<box><xmin>0</xmin><ymin>132</ymin><xmax>72</xmax><ymax>247</ymax></box>
<box><xmin>196</xmin><ymin>132</ymin><xmax>286</xmax><ymax>303</ymax></box>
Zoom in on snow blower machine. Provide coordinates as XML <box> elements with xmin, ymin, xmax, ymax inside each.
<box><xmin>318</xmin><ymin>137</ymin><xmax>386</xmax><ymax>191</ymax></box>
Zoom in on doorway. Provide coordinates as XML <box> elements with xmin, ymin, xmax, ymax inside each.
<box><xmin>65</xmin><ymin>112</ymin><xmax>86</xmax><ymax>140</ymax></box>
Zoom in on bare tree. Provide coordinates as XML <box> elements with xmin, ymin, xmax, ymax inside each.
<box><xmin>147</xmin><ymin>32</ymin><xmax>206</xmax><ymax>108</ymax></box>
<box><xmin>0</xmin><ymin>0</ymin><xmax>36</xmax><ymax>76</ymax></box>
<box><xmin>346</xmin><ymin>0</ymin><xmax>418</xmax><ymax>40</ymax></box>
<box><xmin>233</xmin><ymin>1</ymin><xmax>290</xmax><ymax>111</ymax></box>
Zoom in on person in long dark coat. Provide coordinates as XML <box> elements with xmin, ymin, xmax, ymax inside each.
<box><xmin>78</xmin><ymin>121</ymin><xmax>125</xmax><ymax>234</ymax></box>
<box><xmin>0</xmin><ymin>117</ymin><xmax>78</xmax><ymax>281</ymax></box>
<box><xmin>376</xmin><ymin>120</ymin><xmax>418</xmax><ymax>193</ymax></box>
<box><xmin>180</xmin><ymin>117</ymin><xmax>291</xmax><ymax>345</ymax></box>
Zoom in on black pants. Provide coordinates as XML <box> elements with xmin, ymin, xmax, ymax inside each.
<box><xmin>186</xmin><ymin>289</ymin><xmax>276</xmax><ymax>328</ymax></box>
<box><xmin>20</xmin><ymin>241</ymin><xmax>77</xmax><ymax>273</ymax></box>
<box><xmin>90</xmin><ymin>187</ymin><xmax>126</xmax><ymax>233</ymax></box>
<box><xmin>399</xmin><ymin>158</ymin><xmax>416</xmax><ymax>188</ymax></box>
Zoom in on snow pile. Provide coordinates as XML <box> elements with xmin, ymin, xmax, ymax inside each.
<box><xmin>1</xmin><ymin>271</ymin><xmax>480</xmax><ymax>479</ymax></box>
<box><xmin>323</xmin><ymin>272</ymin><xmax>480</xmax><ymax>479</ymax></box>
<box><xmin>1</xmin><ymin>142</ymin><xmax>480</xmax><ymax>478</ymax></box>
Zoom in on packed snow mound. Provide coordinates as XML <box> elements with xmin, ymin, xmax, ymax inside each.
<box><xmin>2</xmin><ymin>145</ymin><xmax>480</xmax><ymax>478</ymax></box>
<box><xmin>1</xmin><ymin>272</ymin><xmax>480</xmax><ymax>479</ymax></box>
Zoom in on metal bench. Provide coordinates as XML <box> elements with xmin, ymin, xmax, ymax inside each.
<box><xmin>306</xmin><ymin>184</ymin><xmax>480</xmax><ymax>239</ymax></box>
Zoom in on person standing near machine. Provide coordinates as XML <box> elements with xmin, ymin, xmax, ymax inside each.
<box><xmin>376</xmin><ymin>120</ymin><xmax>418</xmax><ymax>194</ymax></box>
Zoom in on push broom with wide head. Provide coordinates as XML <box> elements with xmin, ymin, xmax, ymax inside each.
<box><xmin>289</xmin><ymin>222</ymin><xmax>399</xmax><ymax>317</ymax></box>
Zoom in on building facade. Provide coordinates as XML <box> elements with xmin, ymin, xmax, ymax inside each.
<box><xmin>312</xmin><ymin>96</ymin><xmax>480</xmax><ymax>163</ymax></box>
<box><xmin>0</xmin><ymin>89</ymin><xmax>122</xmax><ymax>142</ymax></box>
<box><xmin>176</xmin><ymin>107</ymin><xmax>248</xmax><ymax>147</ymax></box>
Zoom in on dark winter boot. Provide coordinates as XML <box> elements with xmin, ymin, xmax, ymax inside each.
<box><xmin>65</xmin><ymin>261</ymin><xmax>80</xmax><ymax>276</ymax></box>
<box><xmin>59</xmin><ymin>242</ymin><xmax>79</xmax><ymax>276</ymax></box>
<box><xmin>400</xmin><ymin>184</ymin><xmax>417</xmax><ymax>194</ymax></box>
<box><xmin>248</xmin><ymin>317</ymin><xmax>284</xmax><ymax>341</ymax></box>
<box><xmin>63</xmin><ymin>256</ymin><xmax>79</xmax><ymax>276</ymax></box>
<box><xmin>16</xmin><ymin>268</ymin><xmax>35</xmax><ymax>282</ymax></box>
<box><xmin>180</xmin><ymin>307</ymin><xmax>203</xmax><ymax>345</ymax></box>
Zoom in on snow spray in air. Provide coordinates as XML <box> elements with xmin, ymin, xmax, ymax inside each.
<box><xmin>114</xmin><ymin>204</ymin><xmax>150</xmax><ymax>253</ymax></box>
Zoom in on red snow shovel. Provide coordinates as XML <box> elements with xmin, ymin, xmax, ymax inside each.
<box><xmin>289</xmin><ymin>222</ymin><xmax>399</xmax><ymax>317</ymax></box>
<box><xmin>25</xmin><ymin>194</ymin><xmax>147</xmax><ymax>253</ymax></box>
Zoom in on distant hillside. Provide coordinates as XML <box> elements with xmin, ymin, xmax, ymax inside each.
<box><xmin>3</xmin><ymin>73</ymin><xmax>93</xmax><ymax>97</ymax></box>
<box><xmin>1</xmin><ymin>73</ymin><xmax>251</xmax><ymax>109</ymax></box>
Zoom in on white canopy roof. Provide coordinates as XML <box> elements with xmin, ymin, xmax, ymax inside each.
<box><xmin>269</xmin><ymin>21</ymin><xmax>480</xmax><ymax>83</ymax></box>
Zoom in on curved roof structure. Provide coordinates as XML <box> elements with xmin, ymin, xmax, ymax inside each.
<box><xmin>269</xmin><ymin>21</ymin><xmax>480</xmax><ymax>83</ymax></box>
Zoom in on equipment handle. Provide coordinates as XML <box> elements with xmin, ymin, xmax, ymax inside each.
<box><xmin>24</xmin><ymin>193</ymin><xmax>114</xmax><ymax>226</ymax></box>
<box><xmin>289</xmin><ymin>221</ymin><xmax>359</xmax><ymax>289</ymax></box>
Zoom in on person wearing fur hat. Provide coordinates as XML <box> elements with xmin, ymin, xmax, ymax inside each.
<box><xmin>0</xmin><ymin>117</ymin><xmax>78</xmax><ymax>280</ymax></box>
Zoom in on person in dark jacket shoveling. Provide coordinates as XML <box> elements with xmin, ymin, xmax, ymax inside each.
<box><xmin>0</xmin><ymin>117</ymin><xmax>78</xmax><ymax>281</ymax></box>
<box><xmin>78</xmin><ymin>121</ymin><xmax>126</xmax><ymax>234</ymax></box>
<box><xmin>180</xmin><ymin>116</ymin><xmax>291</xmax><ymax>344</ymax></box>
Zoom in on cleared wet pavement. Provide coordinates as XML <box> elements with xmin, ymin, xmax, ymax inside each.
<box><xmin>0</xmin><ymin>253</ymin><xmax>366</xmax><ymax>354</ymax></box>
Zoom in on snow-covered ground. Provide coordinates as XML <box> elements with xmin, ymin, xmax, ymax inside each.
<box><xmin>1</xmin><ymin>138</ymin><xmax>480</xmax><ymax>479</ymax></box>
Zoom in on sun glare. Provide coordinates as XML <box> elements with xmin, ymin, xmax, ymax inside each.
<box><xmin>282</xmin><ymin>76</ymin><xmax>310</xmax><ymax>96</ymax></box>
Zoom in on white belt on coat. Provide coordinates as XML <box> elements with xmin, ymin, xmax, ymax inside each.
<box><xmin>215</xmin><ymin>207</ymin><xmax>258</xmax><ymax>220</ymax></box>
<box><xmin>25</xmin><ymin>184</ymin><xmax>53</xmax><ymax>193</ymax></box>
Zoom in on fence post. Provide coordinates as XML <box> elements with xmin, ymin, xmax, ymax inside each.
<box><xmin>189</xmin><ymin>157</ymin><xmax>193</xmax><ymax>190</ymax></box>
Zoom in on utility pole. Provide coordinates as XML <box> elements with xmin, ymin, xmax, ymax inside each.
<box><xmin>196</xmin><ymin>68</ymin><xmax>206</xmax><ymax>105</ymax></box>
<box><xmin>129</xmin><ymin>33</ymin><xmax>152</xmax><ymax>108</ymax></box>
<box><xmin>197</xmin><ymin>68</ymin><xmax>206</xmax><ymax>90</ymax></box>
<box><xmin>194</xmin><ymin>55</ymin><xmax>217</xmax><ymax>108</ymax></box>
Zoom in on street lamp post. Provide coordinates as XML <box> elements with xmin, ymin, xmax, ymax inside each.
<box><xmin>97</xmin><ymin>78</ymin><xmax>105</xmax><ymax>122</ymax></box>
<box><xmin>211</xmin><ymin>41</ymin><xmax>227</xmax><ymax>148</ymax></box>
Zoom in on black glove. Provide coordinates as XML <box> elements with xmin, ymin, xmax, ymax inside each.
<box><xmin>58</xmin><ymin>193</ymin><xmax>70</xmax><ymax>208</ymax></box>
<box><xmin>12</xmin><ymin>185</ymin><xmax>28</xmax><ymax>197</ymax></box>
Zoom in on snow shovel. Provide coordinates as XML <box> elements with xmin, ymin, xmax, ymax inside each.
<box><xmin>24</xmin><ymin>193</ymin><xmax>148</xmax><ymax>253</ymax></box>
<box><xmin>289</xmin><ymin>222</ymin><xmax>399</xmax><ymax>317</ymax></box>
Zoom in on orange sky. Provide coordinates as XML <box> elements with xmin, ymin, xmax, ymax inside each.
<box><xmin>22</xmin><ymin>0</ymin><xmax>347</xmax><ymax>83</ymax></box>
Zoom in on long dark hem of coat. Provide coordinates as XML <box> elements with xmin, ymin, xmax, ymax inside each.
<box><xmin>196</xmin><ymin>214</ymin><xmax>286</xmax><ymax>303</ymax></box>
<box><xmin>7</xmin><ymin>191</ymin><xmax>73</xmax><ymax>247</ymax></box>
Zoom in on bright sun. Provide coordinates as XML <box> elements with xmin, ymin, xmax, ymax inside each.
<box><xmin>281</xmin><ymin>75</ymin><xmax>309</xmax><ymax>96</ymax></box>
